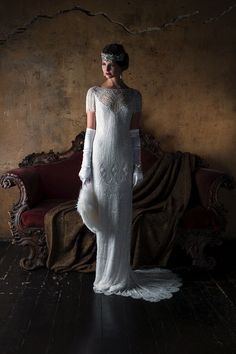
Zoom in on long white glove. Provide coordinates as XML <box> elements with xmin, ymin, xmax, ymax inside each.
<box><xmin>129</xmin><ymin>128</ymin><xmax>144</xmax><ymax>187</ymax></box>
<box><xmin>78</xmin><ymin>128</ymin><xmax>96</xmax><ymax>185</ymax></box>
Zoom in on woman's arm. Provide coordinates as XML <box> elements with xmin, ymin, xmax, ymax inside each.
<box><xmin>129</xmin><ymin>112</ymin><xmax>143</xmax><ymax>187</ymax></box>
<box><xmin>78</xmin><ymin>112</ymin><xmax>96</xmax><ymax>184</ymax></box>
<box><xmin>87</xmin><ymin>111</ymin><xmax>96</xmax><ymax>129</ymax></box>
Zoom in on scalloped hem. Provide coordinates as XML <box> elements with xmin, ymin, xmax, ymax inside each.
<box><xmin>93</xmin><ymin>267</ymin><xmax>183</xmax><ymax>303</ymax></box>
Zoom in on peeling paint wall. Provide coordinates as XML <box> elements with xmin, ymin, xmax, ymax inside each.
<box><xmin>0</xmin><ymin>0</ymin><xmax>235</xmax><ymax>239</ymax></box>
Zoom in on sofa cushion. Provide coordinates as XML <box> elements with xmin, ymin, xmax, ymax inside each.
<box><xmin>21</xmin><ymin>198</ymin><xmax>71</xmax><ymax>227</ymax></box>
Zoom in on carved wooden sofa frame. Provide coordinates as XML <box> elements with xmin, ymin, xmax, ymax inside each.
<box><xmin>1</xmin><ymin>129</ymin><xmax>235</xmax><ymax>271</ymax></box>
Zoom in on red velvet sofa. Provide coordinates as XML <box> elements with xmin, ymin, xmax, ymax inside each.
<box><xmin>1</xmin><ymin>129</ymin><xmax>235</xmax><ymax>271</ymax></box>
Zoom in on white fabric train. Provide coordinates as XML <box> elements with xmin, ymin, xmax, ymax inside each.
<box><xmin>76</xmin><ymin>86</ymin><xmax>183</xmax><ymax>302</ymax></box>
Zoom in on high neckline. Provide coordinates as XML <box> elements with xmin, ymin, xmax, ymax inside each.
<box><xmin>97</xmin><ymin>86</ymin><xmax>133</xmax><ymax>90</ymax></box>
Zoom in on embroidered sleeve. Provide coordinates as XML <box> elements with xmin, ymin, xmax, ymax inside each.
<box><xmin>86</xmin><ymin>87</ymin><xmax>96</xmax><ymax>112</ymax></box>
<box><xmin>133</xmin><ymin>90</ymin><xmax>142</xmax><ymax>113</ymax></box>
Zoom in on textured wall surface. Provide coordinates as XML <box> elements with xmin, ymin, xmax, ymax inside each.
<box><xmin>0</xmin><ymin>0</ymin><xmax>235</xmax><ymax>239</ymax></box>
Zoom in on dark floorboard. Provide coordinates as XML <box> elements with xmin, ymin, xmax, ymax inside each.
<box><xmin>0</xmin><ymin>240</ymin><xmax>236</xmax><ymax>354</ymax></box>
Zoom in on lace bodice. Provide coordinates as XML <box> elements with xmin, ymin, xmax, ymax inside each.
<box><xmin>86</xmin><ymin>86</ymin><xmax>142</xmax><ymax>113</ymax></box>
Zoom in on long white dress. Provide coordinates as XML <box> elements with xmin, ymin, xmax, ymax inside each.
<box><xmin>78</xmin><ymin>86</ymin><xmax>182</xmax><ymax>302</ymax></box>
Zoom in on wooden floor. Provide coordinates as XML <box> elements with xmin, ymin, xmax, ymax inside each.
<box><xmin>1</xmin><ymin>241</ymin><xmax>236</xmax><ymax>354</ymax></box>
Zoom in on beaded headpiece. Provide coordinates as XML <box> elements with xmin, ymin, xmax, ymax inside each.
<box><xmin>101</xmin><ymin>52</ymin><xmax>125</xmax><ymax>62</ymax></box>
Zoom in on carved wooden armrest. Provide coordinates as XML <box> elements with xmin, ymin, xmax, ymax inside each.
<box><xmin>0</xmin><ymin>167</ymin><xmax>42</xmax><ymax>208</ymax></box>
<box><xmin>175</xmin><ymin>168</ymin><xmax>235</xmax><ymax>270</ymax></box>
<box><xmin>0</xmin><ymin>168</ymin><xmax>42</xmax><ymax>241</ymax></box>
<box><xmin>0</xmin><ymin>169</ymin><xmax>47</xmax><ymax>269</ymax></box>
<box><xmin>194</xmin><ymin>167</ymin><xmax>235</xmax><ymax>230</ymax></box>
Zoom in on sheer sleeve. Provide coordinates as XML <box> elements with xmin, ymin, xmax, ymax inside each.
<box><xmin>86</xmin><ymin>87</ymin><xmax>96</xmax><ymax>112</ymax></box>
<box><xmin>133</xmin><ymin>90</ymin><xmax>142</xmax><ymax>113</ymax></box>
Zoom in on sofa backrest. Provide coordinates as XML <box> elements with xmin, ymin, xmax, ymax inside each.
<box><xmin>33</xmin><ymin>151</ymin><xmax>82</xmax><ymax>200</ymax></box>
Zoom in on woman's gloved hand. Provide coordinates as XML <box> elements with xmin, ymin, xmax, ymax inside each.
<box><xmin>133</xmin><ymin>164</ymin><xmax>144</xmax><ymax>187</ymax></box>
<box><xmin>78</xmin><ymin>128</ymin><xmax>96</xmax><ymax>185</ymax></box>
<box><xmin>130</xmin><ymin>129</ymin><xmax>144</xmax><ymax>187</ymax></box>
<box><xmin>78</xmin><ymin>167</ymin><xmax>92</xmax><ymax>185</ymax></box>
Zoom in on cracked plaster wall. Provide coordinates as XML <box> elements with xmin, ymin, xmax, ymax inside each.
<box><xmin>0</xmin><ymin>0</ymin><xmax>235</xmax><ymax>239</ymax></box>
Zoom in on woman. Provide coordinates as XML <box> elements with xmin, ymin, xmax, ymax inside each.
<box><xmin>77</xmin><ymin>43</ymin><xmax>182</xmax><ymax>302</ymax></box>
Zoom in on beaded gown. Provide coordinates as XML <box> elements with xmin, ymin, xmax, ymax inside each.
<box><xmin>78</xmin><ymin>86</ymin><xmax>182</xmax><ymax>302</ymax></box>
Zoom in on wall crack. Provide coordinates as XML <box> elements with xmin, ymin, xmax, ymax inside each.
<box><xmin>204</xmin><ymin>3</ymin><xmax>236</xmax><ymax>23</ymax></box>
<box><xmin>0</xmin><ymin>3</ymin><xmax>235</xmax><ymax>46</ymax></box>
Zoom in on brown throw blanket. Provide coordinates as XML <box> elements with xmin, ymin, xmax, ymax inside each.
<box><xmin>45</xmin><ymin>150</ymin><xmax>199</xmax><ymax>273</ymax></box>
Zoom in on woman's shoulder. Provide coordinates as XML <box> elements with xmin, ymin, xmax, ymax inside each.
<box><xmin>123</xmin><ymin>86</ymin><xmax>141</xmax><ymax>95</ymax></box>
<box><xmin>129</xmin><ymin>86</ymin><xmax>141</xmax><ymax>93</ymax></box>
<box><xmin>132</xmin><ymin>88</ymin><xmax>142</xmax><ymax>99</ymax></box>
<box><xmin>86</xmin><ymin>86</ymin><xmax>97</xmax><ymax>93</ymax></box>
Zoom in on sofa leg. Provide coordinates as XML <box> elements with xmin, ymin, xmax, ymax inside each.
<box><xmin>178</xmin><ymin>229</ymin><xmax>223</xmax><ymax>270</ymax></box>
<box><xmin>13</xmin><ymin>229</ymin><xmax>48</xmax><ymax>271</ymax></box>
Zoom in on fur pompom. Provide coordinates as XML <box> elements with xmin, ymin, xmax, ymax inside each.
<box><xmin>76</xmin><ymin>181</ymin><xmax>101</xmax><ymax>233</ymax></box>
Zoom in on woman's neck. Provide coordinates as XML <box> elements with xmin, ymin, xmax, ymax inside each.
<box><xmin>101</xmin><ymin>78</ymin><xmax>128</xmax><ymax>89</ymax></box>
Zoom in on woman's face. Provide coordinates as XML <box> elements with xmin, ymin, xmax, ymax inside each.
<box><xmin>101</xmin><ymin>60</ymin><xmax>122</xmax><ymax>79</ymax></box>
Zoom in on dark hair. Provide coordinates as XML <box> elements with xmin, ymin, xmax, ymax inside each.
<box><xmin>101</xmin><ymin>43</ymin><xmax>129</xmax><ymax>71</ymax></box>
